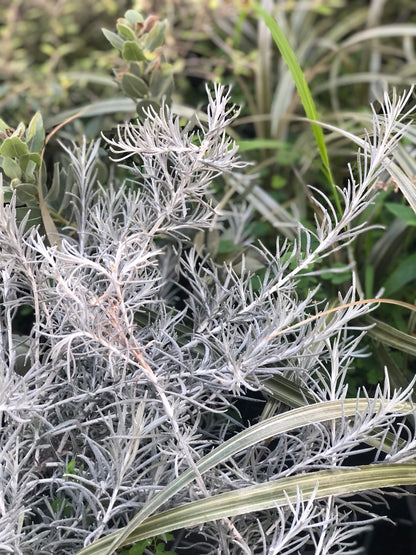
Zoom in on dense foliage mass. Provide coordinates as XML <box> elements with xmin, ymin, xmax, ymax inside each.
<box><xmin>1</xmin><ymin>2</ymin><xmax>416</xmax><ymax>554</ymax></box>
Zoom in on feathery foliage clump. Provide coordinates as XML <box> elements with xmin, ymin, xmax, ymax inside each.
<box><xmin>1</xmin><ymin>80</ymin><xmax>416</xmax><ymax>554</ymax></box>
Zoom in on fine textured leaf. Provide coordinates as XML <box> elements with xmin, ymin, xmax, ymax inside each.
<box><xmin>3</xmin><ymin>77</ymin><xmax>416</xmax><ymax>555</ymax></box>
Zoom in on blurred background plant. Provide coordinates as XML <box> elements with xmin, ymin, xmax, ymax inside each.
<box><xmin>0</xmin><ymin>0</ymin><xmax>128</xmax><ymax>124</ymax></box>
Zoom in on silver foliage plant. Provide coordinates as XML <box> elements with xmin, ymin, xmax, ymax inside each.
<box><xmin>1</xmin><ymin>84</ymin><xmax>416</xmax><ymax>554</ymax></box>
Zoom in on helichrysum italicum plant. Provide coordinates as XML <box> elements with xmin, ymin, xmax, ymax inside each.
<box><xmin>1</xmin><ymin>83</ymin><xmax>416</xmax><ymax>555</ymax></box>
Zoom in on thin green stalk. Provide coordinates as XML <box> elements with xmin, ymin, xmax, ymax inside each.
<box><xmin>253</xmin><ymin>3</ymin><xmax>342</xmax><ymax>215</ymax></box>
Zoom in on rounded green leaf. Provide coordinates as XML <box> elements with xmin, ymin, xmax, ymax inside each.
<box><xmin>130</xmin><ymin>64</ymin><xmax>144</xmax><ymax>78</ymax></box>
<box><xmin>384</xmin><ymin>253</ymin><xmax>416</xmax><ymax>295</ymax></box>
<box><xmin>16</xmin><ymin>206</ymin><xmax>42</xmax><ymax>229</ymax></box>
<box><xmin>0</xmin><ymin>118</ymin><xmax>10</xmax><ymax>134</ymax></box>
<box><xmin>385</xmin><ymin>202</ymin><xmax>416</xmax><ymax>226</ymax></box>
<box><xmin>26</xmin><ymin>112</ymin><xmax>45</xmax><ymax>153</ymax></box>
<box><xmin>1</xmin><ymin>157</ymin><xmax>22</xmax><ymax>180</ymax></box>
<box><xmin>121</xmin><ymin>73</ymin><xmax>149</xmax><ymax>99</ymax></box>
<box><xmin>102</xmin><ymin>28</ymin><xmax>125</xmax><ymax>52</ymax></box>
<box><xmin>0</xmin><ymin>185</ymin><xmax>13</xmax><ymax>202</ymax></box>
<box><xmin>144</xmin><ymin>22</ymin><xmax>166</xmax><ymax>51</ymax></box>
<box><xmin>116</xmin><ymin>21</ymin><xmax>136</xmax><ymax>40</ymax></box>
<box><xmin>0</xmin><ymin>136</ymin><xmax>29</xmax><ymax>158</ymax></box>
<box><xmin>15</xmin><ymin>183</ymin><xmax>39</xmax><ymax>203</ymax></box>
<box><xmin>149</xmin><ymin>72</ymin><xmax>173</xmax><ymax>100</ymax></box>
<box><xmin>19</xmin><ymin>153</ymin><xmax>41</xmax><ymax>177</ymax></box>
<box><xmin>122</xmin><ymin>41</ymin><xmax>147</xmax><ymax>62</ymax></box>
<box><xmin>125</xmin><ymin>10</ymin><xmax>144</xmax><ymax>26</ymax></box>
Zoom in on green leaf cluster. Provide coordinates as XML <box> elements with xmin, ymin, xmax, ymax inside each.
<box><xmin>0</xmin><ymin>112</ymin><xmax>44</xmax><ymax>201</ymax></box>
<box><xmin>102</xmin><ymin>10</ymin><xmax>174</xmax><ymax>117</ymax></box>
<box><xmin>0</xmin><ymin>114</ymin><xmax>105</xmax><ymax>239</ymax></box>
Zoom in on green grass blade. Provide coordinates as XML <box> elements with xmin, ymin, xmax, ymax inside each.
<box><xmin>76</xmin><ymin>399</ymin><xmax>412</xmax><ymax>555</ymax></box>
<box><xmin>386</xmin><ymin>160</ymin><xmax>416</xmax><ymax>214</ymax></box>
<box><xmin>237</xmin><ymin>138</ymin><xmax>288</xmax><ymax>151</ymax></box>
<box><xmin>364</xmin><ymin>315</ymin><xmax>416</xmax><ymax>356</ymax></box>
<box><xmin>77</xmin><ymin>462</ymin><xmax>416</xmax><ymax>554</ymax></box>
<box><xmin>253</xmin><ymin>4</ymin><xmax>341</xmax><ymax>214</ymax></box>
<box><xmin>106</xmin><ymin>464</ymin><xmax>416</xmax><ymax>546</ymax></box>
<box><xmin>264</xmin><ymin>375</ymin><xmax>316</xmax><ymax>407</ymax></box>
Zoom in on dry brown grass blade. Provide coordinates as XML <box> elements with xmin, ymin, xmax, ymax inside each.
<box><xmin>266</xmin><ymin>298</ymin><xmax>416</xmax><ymax>340</ymax></box>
